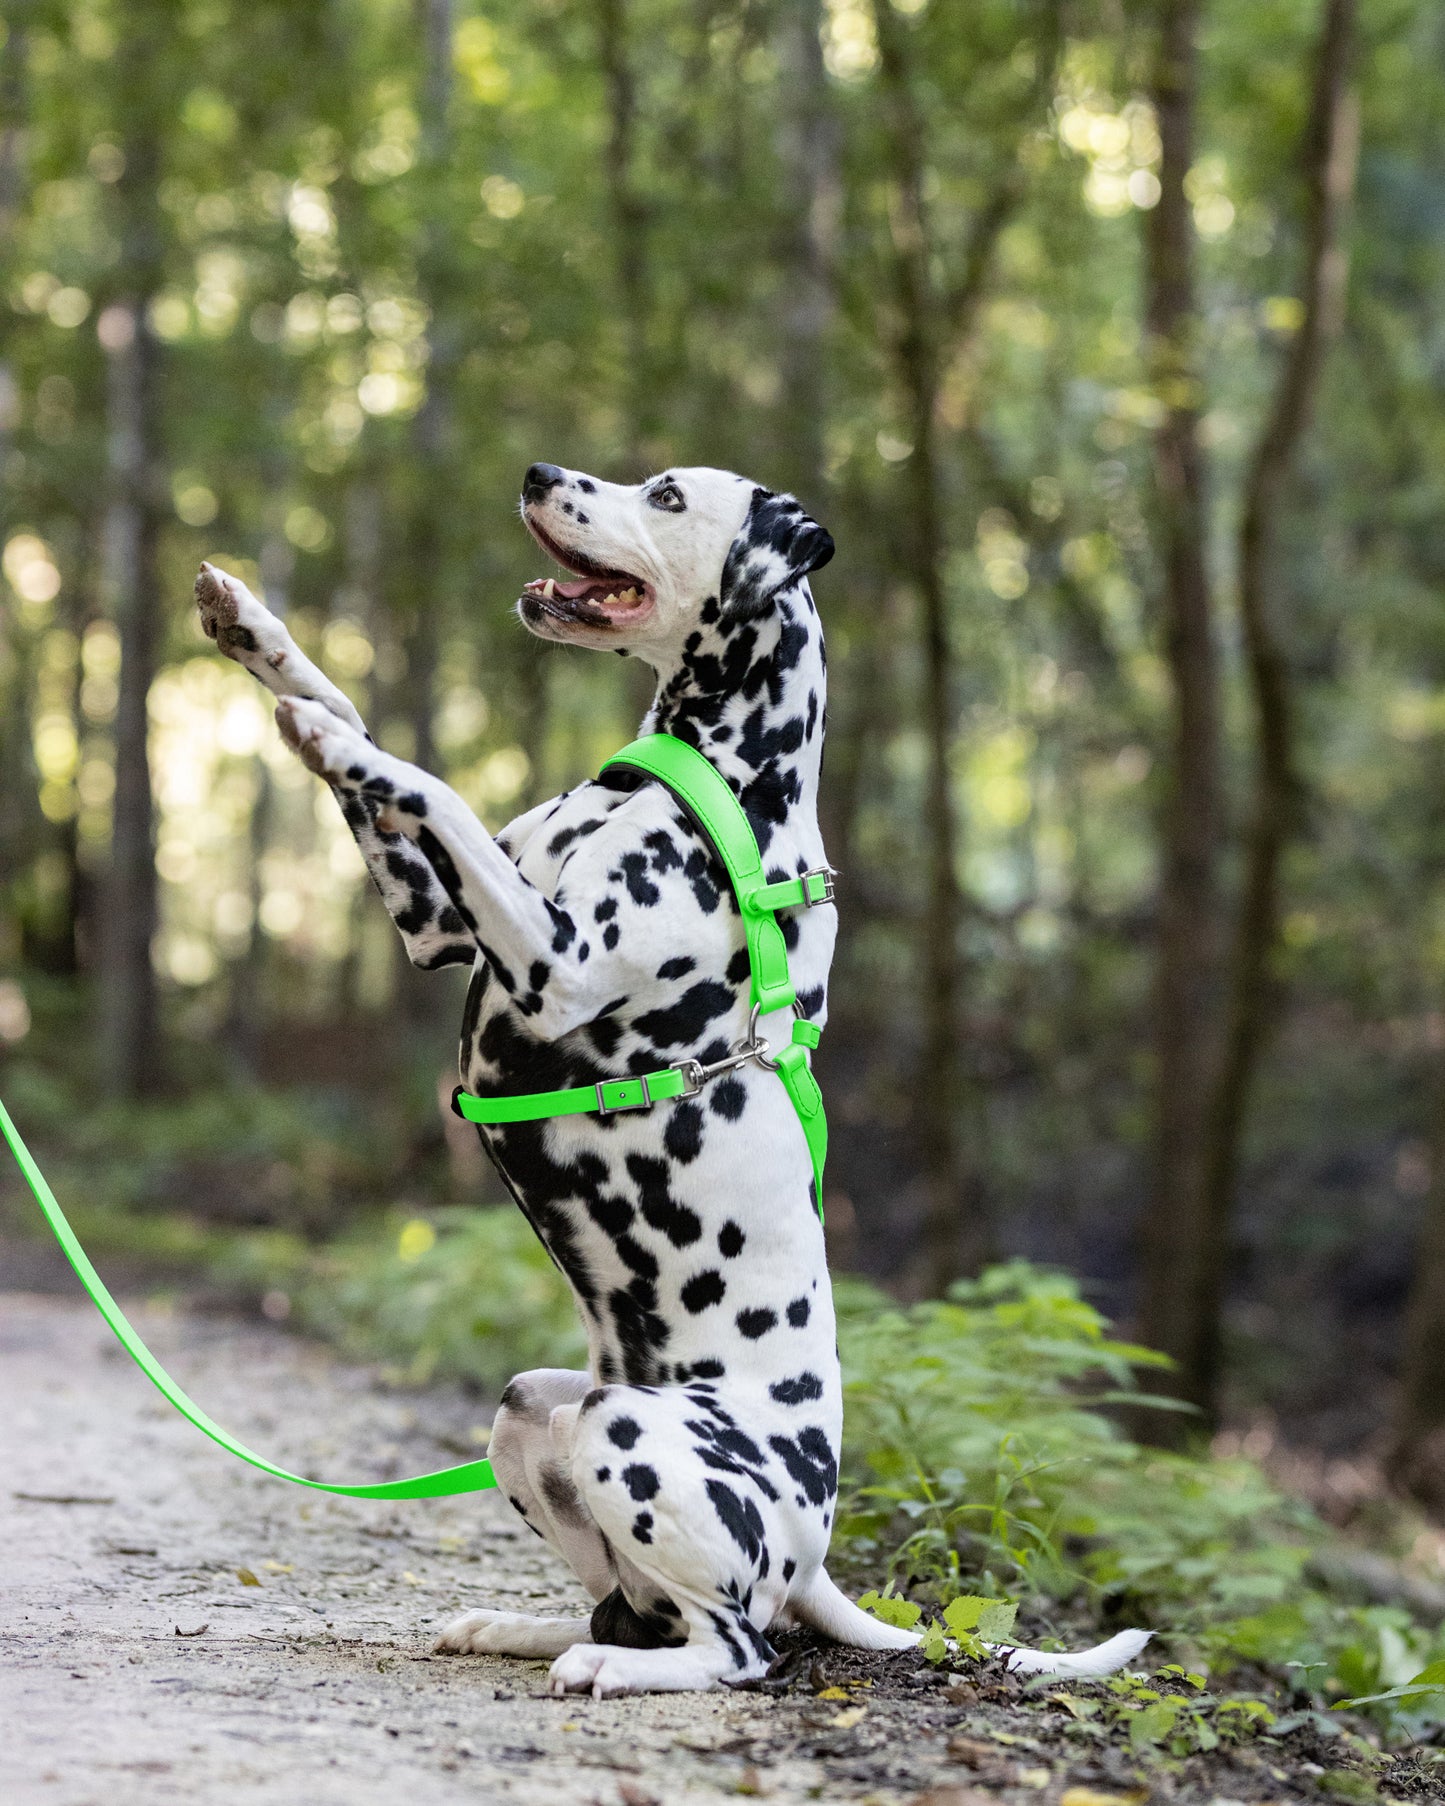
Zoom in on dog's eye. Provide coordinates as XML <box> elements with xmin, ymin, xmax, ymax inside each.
<box><xmin>648</xmin><ymin>480</ymin><xmax>686</xmax><ymax>513</ymax></box>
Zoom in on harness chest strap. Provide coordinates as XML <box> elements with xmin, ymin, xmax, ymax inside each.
<box><xmin>453</xmin><ymin>733</ymin><xmax>833</xmax><ymax>1213</ymax></box>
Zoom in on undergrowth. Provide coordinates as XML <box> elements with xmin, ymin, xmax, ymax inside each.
<box><xmin>6</xmin><ymin>1074</ymin><xmax>1445</xmax><ymax>1752</ymax></box>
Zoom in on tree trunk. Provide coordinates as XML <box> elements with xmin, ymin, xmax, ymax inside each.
<box><xmin>596</xmin><ymin>0</ymin><xmax>652</xmax><ymax>465</ymax></box>
<box><xmin>1390</xmin><ymin>1070</ymin><xmax>1445</xmax><ymax>1512</ymax></box>
<box><xmin>97</xmin><ymin>33</ymin><xmax>165</xmax><ymax>1096</ymax></box>
<box><xmin>773</xmin><ymin>0</ymin><xmax>837</xmax><ymax>502</ymax></box>
<box><xmin>0</xmin><ymin>5</ymin><xmax>35</xmax><ymax>911</ymax></box>
<box><xmin>1135</xmin><ymin>0</ymin><xmax>1223</xmax><ymax>1429</ymax></box>
<box><xmin>1196</xmin><ymin>0</ymin><xmax>1359</xmax><ymax>1419</ymax></box>
<box><xmin>871</xmin><ymin>2</ymin><xmax>1058</xmax><ymax>1291</ymax></box>
<box><xmin>871</xmin><ymin>1</ymin><xmax>976</xmax><ymax>1290</ymax></box>
<box><xmin>391</xmin><ymin>0</ymin><xmax>455</xmax><ymax>1040</ymax></box>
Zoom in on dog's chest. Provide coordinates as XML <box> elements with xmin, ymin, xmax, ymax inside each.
<box><xmin>458</xmin><ymin>776</ymin><xmax>837</xmax><ymax>1388</ymax></box>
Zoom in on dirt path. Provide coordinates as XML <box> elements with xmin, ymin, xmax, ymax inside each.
<box><xmin>0</xmin><ymin>1290</ymin><xmax>965</xmax><ymax>1806</ymax></box>
<box><xmin>4</xmin><ymin>1290</ymin><xmax>1426</xmax><ymax>1806</ymax></box>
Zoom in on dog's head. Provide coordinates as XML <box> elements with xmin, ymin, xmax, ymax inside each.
<box><xmin>516</xmin><ymin>464</ymin><xmax>833</xmax><ymax>656</ymax></box>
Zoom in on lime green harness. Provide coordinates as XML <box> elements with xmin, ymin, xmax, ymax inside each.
<box><xmin>0</xmin><ymin>732</ymin><xmax>832</xmax><ymax>1501</ymax></box>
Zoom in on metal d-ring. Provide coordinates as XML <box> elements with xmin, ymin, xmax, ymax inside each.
<box><xmin>746</xmin><ymin>1001</ymin><xmax>784</xmax><ymax>1071</ymax></box>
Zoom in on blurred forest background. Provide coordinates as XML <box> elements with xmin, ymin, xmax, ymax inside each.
<box><xmin>5</xmin><ymin>0</ymin><xmax>1445</xmax><ymax>1533</ymax></box>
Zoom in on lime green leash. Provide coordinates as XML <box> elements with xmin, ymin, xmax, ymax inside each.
<box><xmin>0</xmin><ymin>731</ymin><xmax>832</xmax><ymax>1501</ymax></box>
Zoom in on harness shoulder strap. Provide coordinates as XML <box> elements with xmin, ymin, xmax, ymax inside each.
<box><xmin>602</xmin><ymin>735</ymin><xmax>793</xmax><ymax>1013</ymax></box>
<box><xmin>600</xmin><ymin>734</ymin><xmax>829</xmax><ymax>1208</ymax></box>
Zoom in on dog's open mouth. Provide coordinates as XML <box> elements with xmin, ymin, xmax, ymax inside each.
<box><xmin>521</xmin><ymin>515</ymin><xmax>655</xmax><ymax>629</ymax></box>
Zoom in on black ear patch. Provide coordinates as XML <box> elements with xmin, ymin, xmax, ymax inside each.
<box><xmin>719</xmin><ymin>488</ymin><xmax>834</xmax><ymax>621</ymax></box>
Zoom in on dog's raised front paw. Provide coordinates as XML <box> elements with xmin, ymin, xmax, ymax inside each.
<box><xmin>275</xmin><ymin>696</ymin><xmax>366</xmax><ymax>782</ymax></box>
<box><xmin>195</xmin><ymin>562</ymin><xmax>284</xmax><ymax>668</ymax></box>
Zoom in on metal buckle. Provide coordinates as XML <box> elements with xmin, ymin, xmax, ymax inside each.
<box><xmin>595</xmin><ymin>1075</ymin><xmax>653</xmax><ymax>1114</ymax></box>
<box><xmin>800</xmin><ymin>865</ymin><xmax>837</xmax><ymax>908</ymax></box>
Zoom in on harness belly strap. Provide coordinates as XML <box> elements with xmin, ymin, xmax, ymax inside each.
<box><xmin>454</xmin><ymin>733</ymin><xmax>834</xmax><ymax>1215</ymax></box>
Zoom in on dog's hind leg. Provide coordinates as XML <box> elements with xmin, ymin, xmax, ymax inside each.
<box><xmin>434</xmin><ymin>1370</ymin><xmax>615</xmax><ymax>1661</ymax></box>
<box><xmin>789</xmin><ymin>1569</ymin><xmax>1152</xmax><ymax>1678</ymax></box>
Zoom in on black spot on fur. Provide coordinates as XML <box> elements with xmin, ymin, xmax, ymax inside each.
<box><xmin>786</xmin><ymin>1295</ymin><xmax>811</xmax><ymax>1328</ymax></box>
<box><xmin>663</xmin><ymin>1099</ymin><xmax>704</xmax><ymax>1163</ymax></box>
<box><xmin>632</xmin><ymin>980</ymin><xmax>734</xmax><ymax>1049</ymax></box>
<box><xmin>657</xmin><ymin>955</ymin><xmax>695</xmax><ymax>979</ymax></box>
<box><xmin>607</xmin><ymin>1416</ymin><xmax>642</xmax><ymax>1450</ymax></box>
<box><xmin>710</xmin><ymin>1077</ymin><xmax>747</xmax><ymax>1121</ymax></box>
<box><xmin>736</xmin><ymin>1307</ymin><xmax>777</xmax><ymax>1340</ymax></box>
<box><xmin>770</xmin><ymin>1371</ymin><xmax>824</xmax><ymax>1406</ymax></box>
<box><xmin>680</xmin><ymin>1269</ymin><xmax>726</xmax><ymax>1313</ymax></box>
<box><xmin>622</xmin><ymin>1462</ymin><xmax>659</xmax><ymax>1501</ymax></box>
<box><xmin>632</xmin><ymin>1511</ymin><xmax>654</xmax><ymax>1543</ymax></box>
<box><xmin>627</xmin><ymin>1154</ymin><xmax>702</xmax><ymax>1247</ymax></box>
<box><xmin>768</xmin><ymin>1426</ymin><xmax>838</xmax><ymax>1505</ymax></box>
<box><xmin>704</xmin><ymin>1479</ymin><xmax>766</xmax><ymax>1565</ymax></box>
<box><xmin>540</xmin><ymin>1464</ymin><xmax>587</xmax><ymax>1524</ymax></box>
<box><xmin>718</xmin><ymin>1221</ymin><xmax>745</xmax><ymax>1258</ymax></box>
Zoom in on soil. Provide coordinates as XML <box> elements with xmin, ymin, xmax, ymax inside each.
<box><xmin>2</xmin><ymin>1288</ymin><xmax>1438</xmax><ymax>1806</ymax></box>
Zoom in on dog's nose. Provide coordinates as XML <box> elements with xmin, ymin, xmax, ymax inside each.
<box><xmin>522</xmin><ymin>463</ymin><xmax>566</xmax><ymax>503</ymax></box>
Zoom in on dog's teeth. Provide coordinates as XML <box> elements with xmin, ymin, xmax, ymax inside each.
<box><xmin>617</xmin><ymin>587</ymin><xmax>639</xmax><ymax>605</ymax></box>
<box><xmin>601</xmin><ymin>592</ymin><xmax>618</xmax><ymax>606</ymax></box>
<box><xmin>542</xmin><ymin>579</ymin><xmax>555</xmax><ymax>598</ymax></box>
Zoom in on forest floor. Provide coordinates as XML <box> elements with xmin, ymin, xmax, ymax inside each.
<box><xmin>1</xmin><ymin>1286</ymin><xmax>1436</xmax><ymax>1806</ymax></box>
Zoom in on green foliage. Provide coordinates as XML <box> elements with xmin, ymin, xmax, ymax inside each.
<box><xmin>1051</xmin><ymin>1668</ymin><xmax>1277</xmax><ymax>1762</ymax></box>
<box><xmin>285</xmin><ymin>1205</ymin><xmax>586</xmax><ymax>1391</ymax></box>
<box><xmin>833</xmin><ymin>1262</ymin><xmax>1445</xmax><ymax>1741</ymax></box>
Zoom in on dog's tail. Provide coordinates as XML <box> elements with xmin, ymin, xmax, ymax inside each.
<box><xmin>788</xmin><ymin>1569</ymin><xmax>1151</xmax><ymax>1680</ymax></box>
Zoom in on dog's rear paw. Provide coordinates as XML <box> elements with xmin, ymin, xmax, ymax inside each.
<box><xmin>549</xmin><ymin>1642</ymin><xmax>612</xmax><ymax>1695</ymax></box>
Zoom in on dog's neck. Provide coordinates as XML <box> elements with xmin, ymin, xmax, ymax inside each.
<box><xmin>638</xmin><ymin>584</ymin><xmax>826</xmax><ymax>851</ymax></box>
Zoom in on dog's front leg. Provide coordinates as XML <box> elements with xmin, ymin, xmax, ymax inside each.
<box><xmin>197</xmin><ymin>565</ymin><xmax>476</xmax><ymax>971</ymax></box>
<box><xmin>276</xmin><ymin>699</ymin><xmax>604</xmax><ymax>1037</ymax></box>
<box><xmin>195</xmin><ymin>563</ymin><xmax>369</xmax><ymax>736</ymax></box>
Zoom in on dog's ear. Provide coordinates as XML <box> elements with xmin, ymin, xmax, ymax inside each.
<box><xmin>719</xmin><ymin>488</ymin><xmax>835</xmax><ymax>622</ymax></box>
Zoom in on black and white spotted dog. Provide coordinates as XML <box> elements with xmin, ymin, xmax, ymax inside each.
<box><xmin>195</xmin><ymin>463</ymin><xmax>1147</xmax><ymax>1697</ymax></box>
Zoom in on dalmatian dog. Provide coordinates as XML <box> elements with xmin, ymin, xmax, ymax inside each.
<box><xmin>194</xmin><ymin>463</ymin><xmax>1149</xmax><ymax>1697</ymax></box>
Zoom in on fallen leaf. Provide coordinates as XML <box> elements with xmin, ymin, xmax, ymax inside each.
<box><xmin>1019</xmin><ymin>1768</ymin><xmax>1051</xmax><ymax>1789</ymax></box>
<box><xmin>943</xmin><ymin>1681</ymin><xmax>979</xmax><ymax>1705</ymax></box>
<box><xmin>945</xmin><ymin>1736</ymin><xmax>998</xmax><ymax>1767</ymax></box>
<box><xmin>816</xmin><ymin>1685</ymin><xmax>850</xmax><ymax>1700</ymax></box>
<box><xmin>235</xmin><ymin>1568</ymin><xmax>261</xmax><ymax>1587</ymax></box>
<box><xmin>735</xmin><ymin>1766</ymin><xmax>767</xmax><ymax>1797</ymax></box>
<box><xmin>1059</xmin><ymin>1789</ymin><xmax>1150</xmax><ymax>1806</ymax></box>
<box><xmin>829</xmin><ymin>1705</ymin><xmax>868</xmax><ymax>1729</ymax></box>
<box><xmin>173</xmin><ymin>1623</ymin><xmax>208</xmax><ymax>1638</ymax></box>
<box><xmin>617</xmin><ymin>1783</ymin><xmax>659</xmax><ymax>1806</ymax></box>
<box><xmin>260</xmin><ymin>1561</ymin><xmax>293</xmax><ymax>1574</ymax></box>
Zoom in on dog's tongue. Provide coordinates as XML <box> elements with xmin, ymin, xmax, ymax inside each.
<box><xmin>556</xmin><ymin>577</ymin><xmax>603</xmax><ymax>600</ymax></box>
